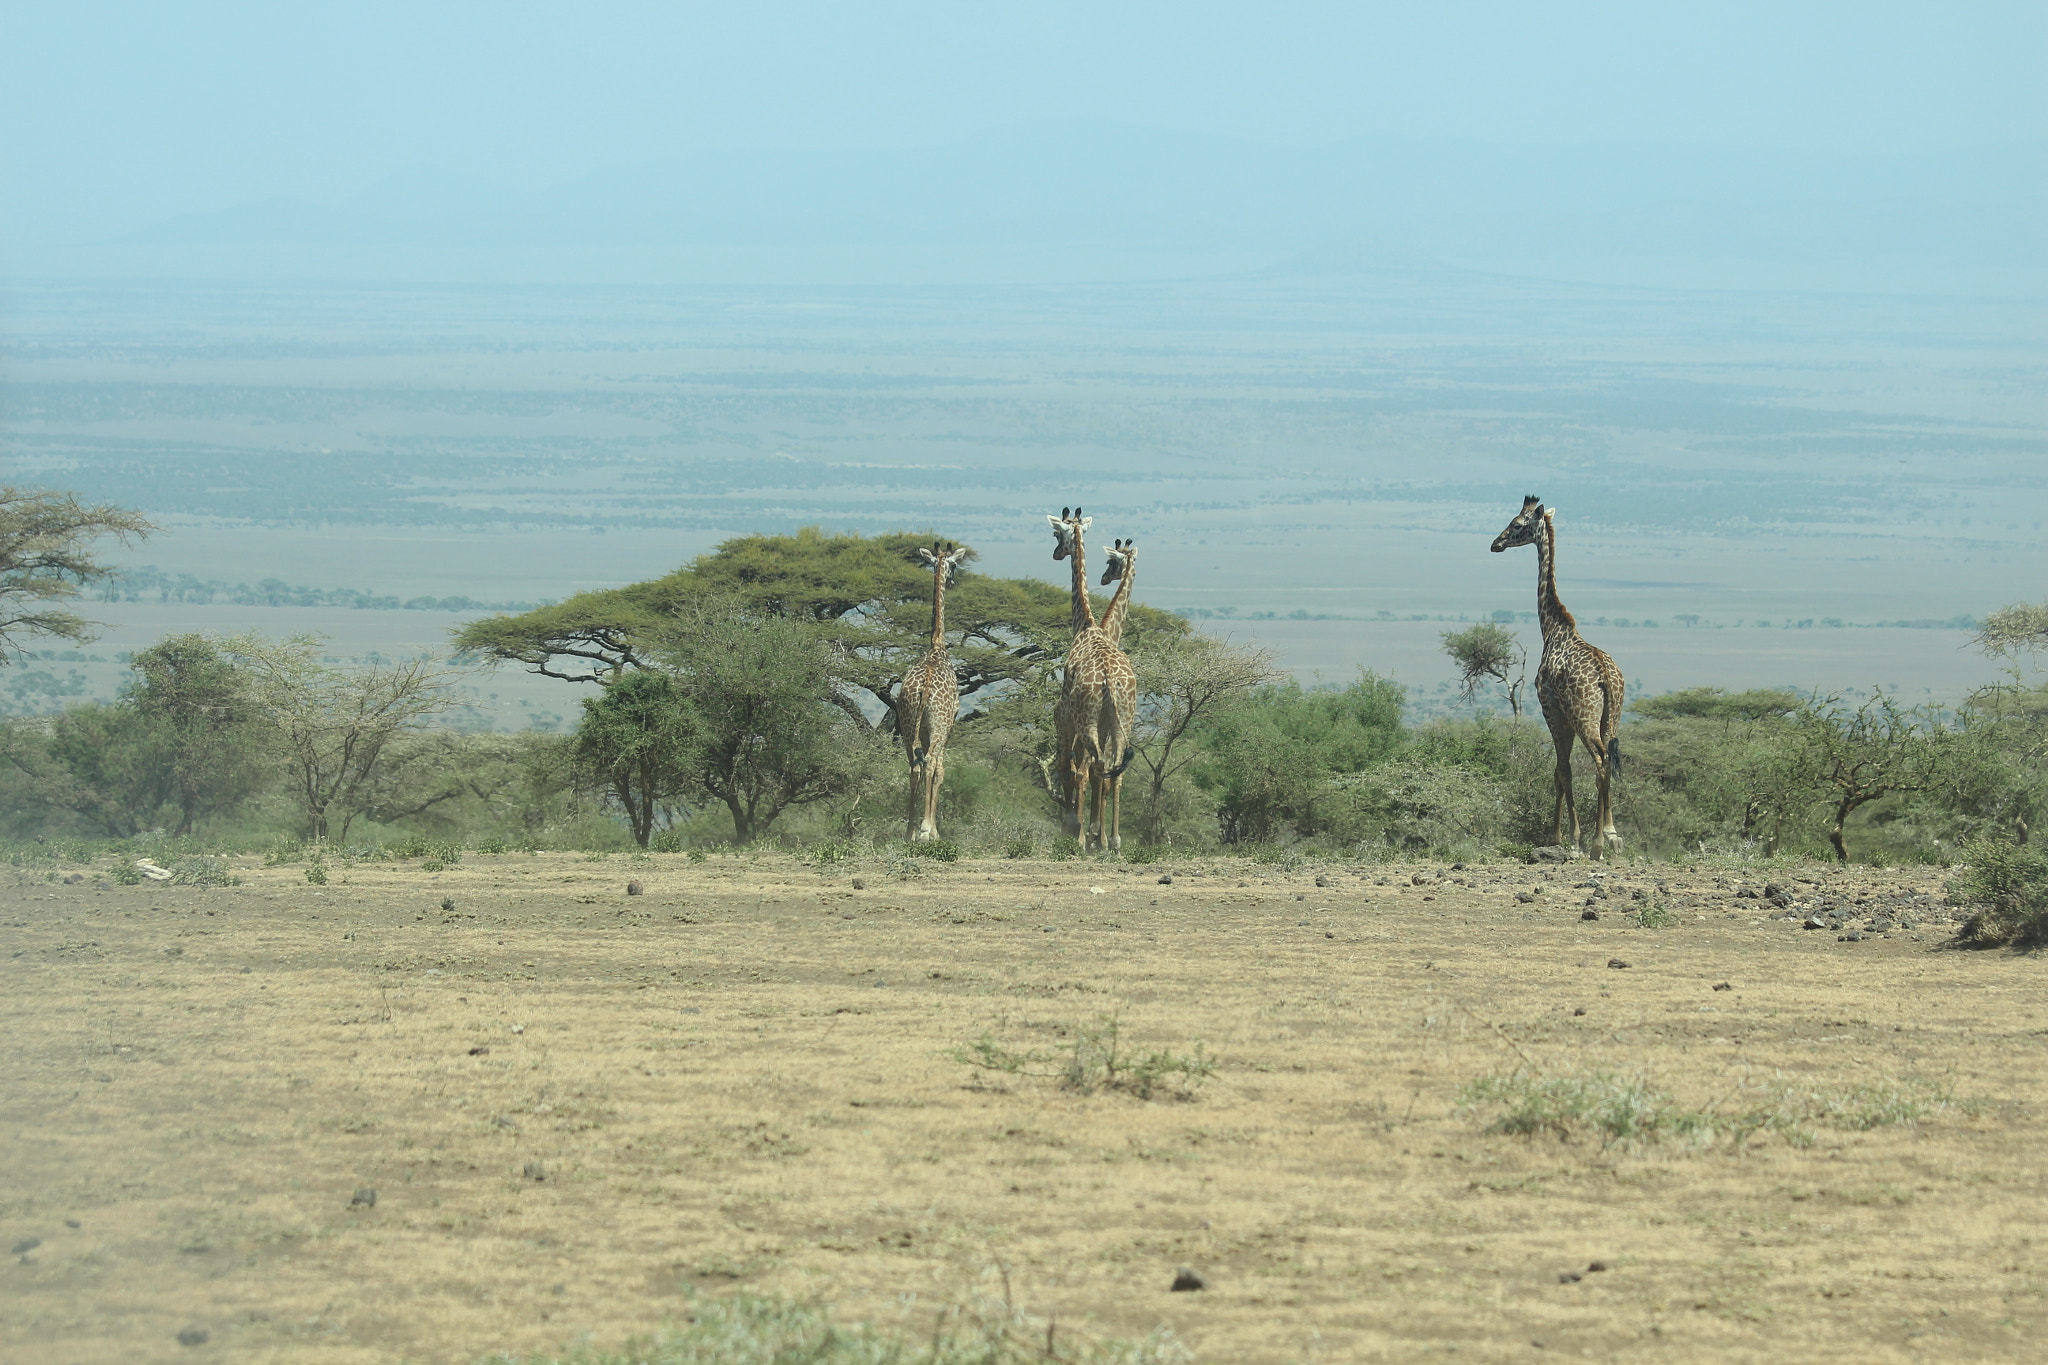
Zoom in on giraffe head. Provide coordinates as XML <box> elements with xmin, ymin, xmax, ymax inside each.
<box><xmin>1099</xmin><ymin>538</ymin><xmax>1136</xmax><ymax>585</ymax></box>
<box><xmin>1047</xmin><ymin>506</ymin><xmax>1091</xmax><ymax>561</ymax></box>
<box><xmin>1491</xmin><ymin>495</ymin><xmax>1549</xmax><ymax>552</ymax></box>
<box><xmin>917</xmin><ymin>539</ymin><xmax>970</xmax><ymax>585</ymax></box>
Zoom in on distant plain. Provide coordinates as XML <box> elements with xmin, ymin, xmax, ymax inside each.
<box><xmin>2</xmin><ymin>266</ymin><xmax>2041</xmax><ymax>724</ymax></box>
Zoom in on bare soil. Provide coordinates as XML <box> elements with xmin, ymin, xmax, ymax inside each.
<box><xmin>1</xmin><ymin>852</ymin><xmax>2041</xmax><ymax>1364</ymax></box>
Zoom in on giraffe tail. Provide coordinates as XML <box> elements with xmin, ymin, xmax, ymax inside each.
<box><xmin>1108</xmin><ymin>746</ymin><xmax>1134</xmax><ymax>779</ymax></box>
<box><xmin>1607</xmin><ymin>736</ymin><xmax>1622</xmax><ymax>780</ymax></box>
<box><xmin>910</xmin><ymin>745</ymin><xmax>927</xmax><ymax>771</ymax></box>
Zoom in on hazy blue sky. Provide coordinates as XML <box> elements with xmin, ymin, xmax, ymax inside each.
<box><xmin>3</xmin><ymin>0</ymin><xmax>2043</xmax><ymax>242</ymax></box>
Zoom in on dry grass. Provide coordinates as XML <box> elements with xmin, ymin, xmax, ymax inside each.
<box><xmin>0</xmin><ymin>851</ymin><xmax>2041</xmax><ymax>1363</ymax></box>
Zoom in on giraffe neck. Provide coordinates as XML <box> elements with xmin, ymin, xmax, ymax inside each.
<box><xmin>1100</xmin><ymin>552</ymin><xmax>1136</xmax><ymax>645</ymax></box>
<box><xmin>928</xmin><ymin>558</ymin><xmax>948</xmax><ymax>651</ymax></box>
<box><xmin>1067</xmin><ymin>526</ymin><xmax>1096</xmax><ymax>636</ymax></box>
<box><xmin>1535</xmin><ymin>514</ymin><xmax>1577</xmax><ymax>642</ymax></box>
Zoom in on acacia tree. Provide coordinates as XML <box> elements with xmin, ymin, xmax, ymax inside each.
<box><xmin>0</xmin><ymin>487</ymin><xmax>153</xmax><ymax>660</ymax></box>
<box><xmin>1126</xmin><ymin>634</ymin><xmax>1279</xmax><ymax>843</ymax></box>
<box><xmin>1792</xmin><ymin>691</ymin><xmax>1950</xmax><ymax>862</ymax></box>
<box><xmin>655</xmin><ymin>602</ymin><xmax>863</xmax><ymax>845</ymax></box>
<box><xmin>128</xmin><ymin>634</ymin><xmax>271</xmax><ymax>835</ymax></box>
<box><xmin>221</xmin><ymin>633</ymin><xmax>463</xmax><ymax>841</ymax></box>
<box><xmin>571</xmin><ymin>670</ymin><xmax>698</xmax><ymax>847</ymax></box>
<box><xmin>1441</xmin><ymin>622</ymin><xmax>1526</xmax><ymax>717</ymax></box>
<box><xmin>0</xmin><ymin>704</ymin><xmax>174</xmax><ymax>836</ymax></box>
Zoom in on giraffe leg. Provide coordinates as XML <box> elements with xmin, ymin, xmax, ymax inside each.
<box><xmin>1548</xmin><ymin>724</ymin><xmax>1577</xmax><ymax>851</ymax></box>
<box><xmin>906</xmin><ymin>749</ymin><xmax>923</xmax><ymax>841</ymax></box>
<box><xmin>1574</xmin><ymin>722</ymin><xmax>1615</xmax><ymax>860</ymax></box>
<box><xmin>925</xmin><ymin>752</ymin><xmax>945</xmax><ymax>840</ymax></box>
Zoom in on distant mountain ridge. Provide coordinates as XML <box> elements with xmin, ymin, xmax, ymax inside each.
<box><xmin>112</xmin><ymin>123</ymin><xmax>2044</xmax><ymax>284</ymax></box>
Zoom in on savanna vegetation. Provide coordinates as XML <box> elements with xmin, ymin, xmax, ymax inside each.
<box><xmin>2</xmin><ymin>493</ymin><xmax>2043</xmax><ymax>941</ymax></box>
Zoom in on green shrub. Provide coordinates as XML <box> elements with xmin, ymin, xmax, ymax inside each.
<box><xmin>261</xmin><ymin>836</ymin><xmax>304</xmax><ymax>866</ymax></box>
<box><xmin>1004</xmin><ymin>833</ymin><xmax>1037</xmax><ymax>859</ymax></box>
<box><xmin>1951</xmin><ymin>837</ymin><xmax>2048</xmax><ymax>944</ymax></box>
<box><xmin>1633</xmin><ymin>901</ymin><xmax>1675</xmax><ymax>929</ymax></box>
<box><xmin>649</xmin><ymin>827</ymin><xmax>686</xmax><ymax>853</ymax></box>
<box><xmin>390</xmin><ymin>834</ymin><xmax>433</xmax><ymax>859</ymax></box>
<box><xmin>110</xmin><ymin>863</ymin><xmax>145</xmax><ymax>886</ymax></box>
<box><xmin>1048</xmin><ymin>835</ymin><xmax>1080</xmax><ymax>861</ymax></box>
<box><xmin>305</xmin><ymin>863</ymin><xmax>328</xmax><ymax>885</ymax></box>
<box><xmin>922</xmin><ymin>838</ymin><xmax>961</xmax><ymax>863</ymax></box>
<box><xmin>686</xmin><ymin>848</ymin><xmax>708</xmax><ymax>863</ymax></box>
<box><xmin>168</xmin><ymin>856</ymin><xmax>239</xmax><ymax>887</ymax></box>
<box><xmin>951</xmin><ymin>1013</ymin><xmax>1215</xmax><ymax>1102</ymax></box>
<box><xmin>1122</xmin><ymin>844</ymin><xmax>1164</xmax><ymax>864</ymax></box>
<box><xmin>475</xmin><ymin>834</ymin><xmax>508</xmax><ymax>855</ymax></box>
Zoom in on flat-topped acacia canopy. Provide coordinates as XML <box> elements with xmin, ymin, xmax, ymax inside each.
<box><xmin>451</xmin><ymin>527</ymin><xmax>1185</xmax><ymax>725</ymax></box>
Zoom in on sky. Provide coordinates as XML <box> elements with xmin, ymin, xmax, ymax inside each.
<box><xmin>3</xmin><ymin>0</ymin><xmax>2044</xmax><ymax>246</ymax></box>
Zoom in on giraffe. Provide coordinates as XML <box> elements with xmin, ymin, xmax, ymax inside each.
<box><xmin>1048</xmin><ymin>508</ymin><xmax>1137</xmax><ymax>852</ymax></box>
<box><xmin>897</xmin><ymin>539</ymin><xmax>969</xmax><ymax>841</ymax></box>
<box><xmin>1093</xmin><ymin>538</ymin><xmax>1142</xmax><ymax>845</ymax></box>
<box><xmin>1491</xmin><ymin>495</ymin><xmax>1625</xmax><ymax>858</ymax></box>
<box><xmin>1097</xmin><ymin>537</ymin><xmax>1137</xmax><ymax>645</ymax></box>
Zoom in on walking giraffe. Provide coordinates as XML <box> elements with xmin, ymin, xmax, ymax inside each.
<box><xmin>1491</xmin><ymin>496</ymin><xmax>1625</xmax><ymax>858</ymax></box>
<box><xmin>897</xmin><ymin>539</ymin><xmax>969</xmax><ymax>840</ymax></box>
<box><xmin>1048</xmin><ymin>508</ymin><xmax>1137</xmax><ymax>852</ymax></box>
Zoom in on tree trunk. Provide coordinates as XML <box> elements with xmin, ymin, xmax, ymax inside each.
<box><xmin>725</xmin><ymin>795</ymin><xmax>755</xmax><ymax>845</ymax></box>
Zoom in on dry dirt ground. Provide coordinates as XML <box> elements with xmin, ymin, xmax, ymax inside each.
<box><xmin>1</xmin><ymin>851</ymin><xmax>2041</xmax><ymax>1364</ymax></box>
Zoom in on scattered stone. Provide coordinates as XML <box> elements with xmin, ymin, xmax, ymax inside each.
<box><xmin>1517</xmin><ymin>891</ymin><xmax>1536</xmax><ymax>904</ymax></box>
<box><xmin>1411</xmin><ymin>872</ymin><xmax>1435</xmax><ymax>886</ymax></box>
<box><xmin>10</xmin><ymin>1238</ymin><xmax>40</xmax><ymax>1255</ymax></box>
<box><xmin>1837</xmin><ymin>931</ymin><xmax>1866</xmax><ymax>942</ymax></box>
<box><xmin>1315</xmin><ymin>874</ymin><xmax>1328</xmax><ymax>887</ymax></box>
<box><xmin>349</xmin><ymin>1188</ymin><xmax>377</xmax><ymax>1208</ymax></box>
<box><xmin>1712</xmin><ymin>982</ymin><xmax>1732</xmax><ymax>992</ymax></box>
<box><xmin>1803</xmin><ymin>915</ymin><xmax>1829</xmax><ymax>930</ymax></box>
<box><xmin>1581</xmin><ymin>909</ymin><xmax>1599</xmax><ymax>921</ymax></box>
<box><xmin>468</xmin><ymin>1045</ymin><xmax>490</xmax><ymax>1056</ymax></box>
<box><xmin>177</xmin><ymin>1327</ymin><xmax>210</xmax><ymax>1347</ymax></box>
<box><xmin>626</xmin><ymin>881</ymin><xmax>644</xmax><ymax>896</ymax></box>
<box><xmin>1606</xmin><ymin>958</ymin><xmax>1630</xmax><ymax>970</ymax></box>
<box><xmin>1451</xmin><ymin>862</ymin><xmax>1467</xmax><ymax>871</ymax></box>
<box><xmin>1325</xmin><ymin>931</ymin><xmax>1335</xmax><ymax>939</ymax></box>
<box><xmin>850</xmin><ymin>878</ymin><xmax>865</xmax><ymax>890</ymax></box>
<box><xmin>1531</xmin><ymin>846</ymin><xmax>1575</xmax><ymax>863</ymax></box>
<box><xmin>1157</xmin><ymin>875</ymin><xmax>1172</xmax><ymax>885</ymax></box>
<box><xmin>1558</xmin><ymin>1271</ymin><xmax>1583</xmax><ymax>1284</ymax></box>
<box><xmin>1735</xmin><ymin>887</ymin><xmax>1762</xmax><ymax>900</ymax></box>
<box><xmin>523</xmin><ymin>1162</ymin><xmax>547</xmax><ymax>1181</ymax></box>
<box><xmin>63</xmin><ymin>873</ymin><xmax>83</xmax><ymax>885</ymax></box>
<box><xmin>63</xmin><ymin>1219</ymin><xmax>80</xmax><ymax>1230</ymax></box>
<box><xmin>1170</xmin><ymin>1268</ymin><xmax>1205</xmax><ymax>1292</ymax></box>
<box><xmin>1587</xmin><ymin>1260</ymin><xmax>1610</xmax><ymax>1273</ymax></box>
<box><xmin>1295</xmin><ymin>894</ymin><xmax>1305</xmax><ymax>901</ymax></box>
<box><xmin>1573</xmin><ymin>1007</ymin><xmax>1587</xmax><ymax>1016</ymax></box>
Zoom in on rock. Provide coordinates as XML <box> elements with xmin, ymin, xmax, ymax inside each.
<box><xmin>1573</xmin><ymin>1006</ymin><xmax>1587</xmax><ymax>1016</ymax></box>
<box><xmin>468</xmin><ymin>1045</ymin><xmax>490</xmax><ymax>1056</ymax></box>
<box><xmin>1712</xmin><ymin>982</ymin><xmax>1732</xmax><ymax>992</ymax></box>
<box><xmin>1516</xmin><ymin>891</ymin><xmax>1536</xmax><ymax>904</ymax></box>
<box><xmin>1410</xmin><ymin>872</ymin><xmax>1435</xmax><ymax>886</ymax></box>
<box><xmin>1837</xmin><ymin>931</ymin><xmax>1866</xmax><ymax>942</ymax></box>
<box><xmin>1315</xmin><ymin>874</ymin><xmax>1328</xmax><ymax>887</ymax></box>
<box><xmin>1606</xmin><ymin>958</ymin><xmax>1630</xmax><ymax>969</ymax></box>
<box><xmin>524</xmin><ymin>1162</ymin><xmax>547</xmax><ymax>1181</ymax></box>
<box><xmin>177</xmin><ymin>1327</ymin><xmax>210</xmax><ymax>1347</ymax></box>
<box><xmin>63</xmin><ymin>1219</ymin><xmax>80</xmax><ymax>1230</ymax></box>
<box><xmin>1587</xmin><ymin>1260</ymin><xmax>1610</xmax><ymax>1273</ymax></box>
<box><xmin>1558</xmin><ymin>1271</ymin><xmax>1583</xmax><ymax>1283</ymax></box>
<box><xmin>626</xmin><ymin>880</ymin><xmax>644</xmax><ymax>896</ymax></box>
<box><xmin>63</xmin><ymin>873</ymin><xmax>83</xmax><ymax>884</ymax></box>
<box><xmin>1531</xmin><ymin>846</ymin><xmax>1575</xmax><ymax>863</ymax></box>
<box><xmin>134</xmin><ymin>859</ymin><xmax>173</xmax><ymax>881</ymax></box>
<box><xmin>1295</xmin><ymin>894</ymin><xmax>1305</xmax><ymax>901</ymax></box>
<box><xmin>10</xmin><ymin>1238</ymin><xmax>39</xmax><ymax>1255</ymax></box>
<box><xmin>850</xmin><ymin>878</ymin><xmax>865</xmax><ymax>890</ymax></box>
<box><xmin>1157</xmin><ymin>875</ymin><xmax>1172</xmax><ymax>885</ymax></box>
<box><xmin>1170</xmin><ymin>1268</ymin><xmax>1206</xmax><ymax>1292</ymax></box>
<box><xmin>1803</xmin><ymin>915</ymin><xmax>1829</xmax><ymax>930</ymax></box>
<box><xmin>1735</xmin><ymin>887</ymin><xmax>1762</xmax><ymax>900</ymax></box>
<box><xmin>1581</xmin><ymin>909</ymin><xmax>1599</xmax><ymax>921</ymax></box>
<box><xmin>1451</xmin><ymin>862</ymin><xmax>1467</xmax><ymax>871</ymax></box>
<box><xmin>349</xmin><ymin>1188</ymin><xmax>377</xmax><ymax>1208</ymax></box>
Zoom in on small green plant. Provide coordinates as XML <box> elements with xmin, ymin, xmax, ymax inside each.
<box><xmin>440</xmin><ymin>897</ymin><xmax>456</xmax><ymax>912</ymax></box>
<box><xmin>480</xmin><ymin>1287</ymin><xmax>1190</xmax><ymax>1365</ymax></box>
<box><xmin>305</xmin><ymin>863</ymin><xmax>328</xmax><ymax>885</ymax></box>
<box><xmin>951</xmin><ymin>1013</ymin><xmax>1215</xmax><ymax>1102</ymax></box>
<box><xmin>110</xmin><ymin>863</ymin><xmax>144</xmax><ymax>886</ymax></box>
<box><xmin>686</xmin><ymin>848</ymin><xmax>708</xmax><ymax>864</ymax></box>
<box><xmin>1048</xmin><ymin>835</ymin><xmax>1080</xmax><ymax>861</ymax></box>
<box><xmin>1950</xmin><ymin>837</ymin><xmax>2048</xmax><ymax>945</ymax></box>
<box><xmin>168</xmin><ymin>857</ymin><xmax>240</xmax><ymax>887</ymax></box>
<box><xmin>922</xmin><ymin>838</ymin><xmax>961</xmax><ymax>863</ymax></box>
<box><xmin>580</xmin><ymin>851</ymin><xmax>607</xmax><ymax>863</ymax></box>
<box><xmin>1003</xmin><ymin>833</ymin><xmax>1036</xmax><ymax>859</ymax></box>
<box><xmin>1122</xmin><ymin>844</ymin><xmax>1164</xmax><ymax>864</ymax></box>
<box><xmin>802</xmin><ymin>837</ymin><xmax>864</xmax><ymax>868</ymax></box>
<box><xmin>390</xmin><ymin>834</ymin><xmax>433</xmax><ymax>859</ymax></box>
<box><xmin>421</xmin><ymin>860</ymin><xmax>445</xmax><ymax>873</ymax></box>
<box><xmin>1632</xmin><ymin>900</ymin><xmax>1675</xmax><ymax>929</ymax></box>
<box><xmin>886</xmin><ymin>852</ymin><xmax>925</xmax><ymax>880</ymax></box>
<box><xmin>475</xmin><ymin>834</ymin><xmax>508</xmax><ymax>855</ymax></box>
<box><xmin>262</xmin><ymin>836</ymin><xmax>304</xmax><ymax>867</ymax></box>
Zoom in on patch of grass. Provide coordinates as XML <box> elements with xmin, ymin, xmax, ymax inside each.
<box><xmin>305</xmin><ymin>862</ymin><xmax>328</xmax><ymax>885</ymax></box>
<box><xmin>922</xmin><ymin>838</ymin><xmax>962</xmax><ymax>863</ymax></box>
<box><xmin>481</xmin><ymin>1287</ymin><xmax>1190</xmax><ymax>1365</ymax></box>
<box><xmin>1003</xmin><ymin>833</ymin><xmax>1037</xmax><ymax>859</ymax></box>
<box><xmin>167</xmin><ymin>856</ymin><xmax>240</xmax><ymax>887</ymax></box>
<box><xmin>952</xmin><ymin>1013</ymin><xmax>1215</xmax><ymax>1102</ymax></box>
<box><xmin>109</xmin><ymin>862</ymin><xmax>145</xmax><ymax>885</ymax></box>
<box><xmin>1459</xmin><ymin>1068</ymin><xmax>1967</xmax><ymax>1150</ymax></box>
<box><xmin>1632</xmin><ymin>900</ymin><xmax>1675</xmax><ymax>929</ymax></box>
<box><xmin>686</xmin><ymin>848</ymin><xmax>709</xmax><ymax>864</ymax></box>
<box><xmin>261</xmin><ymin>836</ymin><xmax>304</xmax><ymax>866</ymax></box>
<box><xmin>1048</xmin><ymin>835</ymin><xmax>1080</xmax><ymax>861</ymax></box>
<box><xmin>1122</xmin><ymin>844</ymin><xmax>1165</xmax><ymax>865</ymax></box>
<box><xmin>885</xmin><ymin>853</ymin><xmax>925</xmax><ymax>880</ymax></box>
<box><xmin>1950</xmin><ymin>837</ymin><xmax>2048</xmax><ymax>945</ymax></box>
<box><xmin>475</xmin><ymin>834</ymin><xmax>509</xmax><ymax>855</ymax></box>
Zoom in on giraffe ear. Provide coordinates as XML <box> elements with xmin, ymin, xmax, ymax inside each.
<box><xmin>1078</xmin><ymin>516</ymin><xmax>1093</xmax><ymax>531</ymax></box>
<box><xmin>946</xmin><ymin>547</ymin><xmax>971</xmax><ymax>566</ymax></box>
<box><xmin>917</xmin><ymin>548</ymin><xmax>939</xmax><ymax>566</ymax></box>
<box><xmin>1046</xmin><ymin>515</ymin><xmax>1064</xmax><ymax>530</ymax></box>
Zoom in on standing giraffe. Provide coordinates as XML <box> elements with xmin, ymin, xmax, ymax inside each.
<box><xmin>1097</xmin><ymin>538</ymin><xmax>1138</xmax><ymax>645</ymax></box>
<box><xmin>1094</xmin><ymin>538</ymin><xmax>1142</xmax><ymax>845</ymax></box>
<box><xmin>897</xmin><ymin>539</ymin><xmax>969</xmax><ymax>841</ymax></box>
<box><xmin>1491</xmin><ymin>496</ymin><xmax>1625</xmax><ymax>858</ymax></box>
<box><xmin>1048</xmin><ymin>508</ymin><xmax>1137</xmax><ymax>852</ymax></box>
